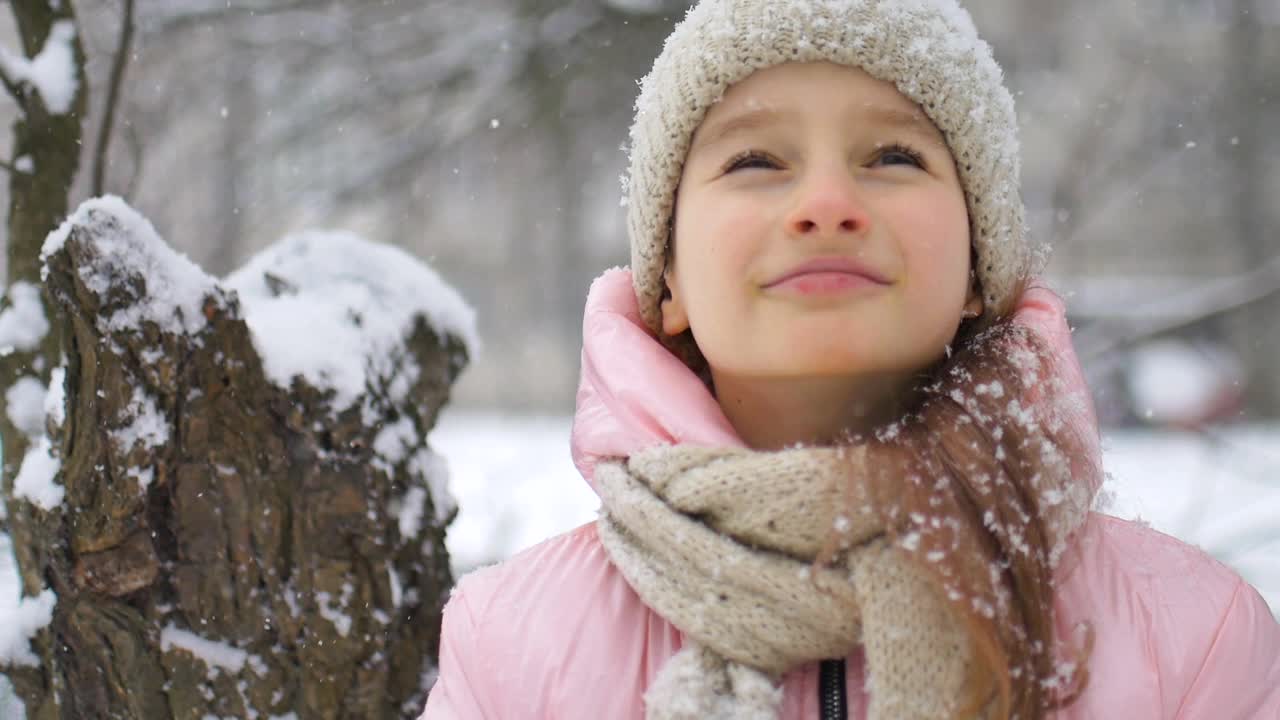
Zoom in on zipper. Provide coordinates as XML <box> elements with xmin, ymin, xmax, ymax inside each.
<box><xmin>819</xmin><ymin>659</ymin><xmax>847</xmax><ymax>720</ymax></box>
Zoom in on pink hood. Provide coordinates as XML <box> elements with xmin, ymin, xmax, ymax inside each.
<box><xmin>570</xmin><ymin>268</ymin><xmax>743</xmax><ymax>487</ymax></box>
<box><xmin>423</xmin><ymin>270</ymin><xmax>1280</xmax><ymax>720</ymax></box>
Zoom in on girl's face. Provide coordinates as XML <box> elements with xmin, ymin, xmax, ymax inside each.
<box><xmin>662</xmin><ymin>62</ymin><xmax>980</xmax><ymax>383</ymax></box>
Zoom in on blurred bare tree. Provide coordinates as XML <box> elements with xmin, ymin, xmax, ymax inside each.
<box><xmin>939</xmin><ymin>0</ymin><xmax>1280</xmax><ymax>424</ymax></box>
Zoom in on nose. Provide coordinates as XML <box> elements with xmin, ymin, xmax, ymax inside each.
<box><xmin>785</xmin><ymin>167</ymin><xmax>872</xmax><ymax>238</ymax></box>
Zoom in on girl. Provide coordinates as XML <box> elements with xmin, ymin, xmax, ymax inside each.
<box><xmin>423</xmin><ymin>1</ymin><xmax>1280</xmax><ymax>718</ymax></box>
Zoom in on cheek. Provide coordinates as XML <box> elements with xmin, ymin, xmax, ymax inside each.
<box><xmin>674</xmin><ymin>198</ymin><xmax>759</xmax><ymax>302</ymax></box>
<box><xmin>901</xmin><ymin>194</ymin><xmax>971</xmax><ymax>289</ymax></box>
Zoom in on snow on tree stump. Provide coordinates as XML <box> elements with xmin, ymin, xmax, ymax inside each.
<box><xmin>2</xmin><ymin>197</ymin><xmax>475</xmax><ymax>719</ymax></box>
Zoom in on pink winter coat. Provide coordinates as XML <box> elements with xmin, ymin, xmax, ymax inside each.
<box><xmin>422</xmin><ymin>269</ymin><xmax>1280</xmax><ymax>719</ymax></box>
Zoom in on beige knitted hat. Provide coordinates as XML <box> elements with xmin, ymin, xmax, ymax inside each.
<box><xmin>624</xmin><ymin>0</ymin><xmax>1035</xmax><ymax>337</ymax></box>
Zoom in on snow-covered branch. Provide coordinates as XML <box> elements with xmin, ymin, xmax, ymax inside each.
<box><xmin>225</xmin><ymin>228</ymin><xmax>480</xmax><ymax>412</ymax></box>
<box><xmin>0</xmin><ymin>20</ymin><xmax>79</xmax><ymax>114</ymax></box>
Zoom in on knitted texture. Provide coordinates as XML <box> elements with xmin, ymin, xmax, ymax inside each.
<box><xmin>594</xmin><ymin>442</ymin><xmax>1079</xmax><ymax>719</ymax></box>
<box><xmin>624</xmin><ymin>0</ymin><xmax>1034</xmax><ymax>336</ymax></box>
<box><xmin>642</xmin><ymin>644</ymin><xmax>782</xmax><ymax>720</ymax></box>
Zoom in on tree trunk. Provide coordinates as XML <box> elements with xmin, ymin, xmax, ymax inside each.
<box><xmin>2</xmin><ymin>4</ymin><xmax>468</xmax><ymax>716</ymax></box>
<box><xmin>1</xmin><ymin>2</ymin><xmax>88</xmax><ymax>714</ymax></box>
<box><xmin>3</xmin><ymin>200</ymin><xmax>465</xmax><ymax>719</ymax></box>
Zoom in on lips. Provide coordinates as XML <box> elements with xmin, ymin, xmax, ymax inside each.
<box><xmin>762</xmin><ymin>257</ymin><xmax>891</xmax><ymax>289</ymax></box>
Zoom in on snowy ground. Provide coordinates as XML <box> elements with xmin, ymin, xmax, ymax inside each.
<box><xmin>2</xmin><ymin>414</ymin><xmax>1277</xmax><ymax>715</ymax></box>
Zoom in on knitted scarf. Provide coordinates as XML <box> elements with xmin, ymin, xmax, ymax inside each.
<box><xmin>592</xmin><ymin>367</ymin><xmax>1094</xmax><ymax>719</ymax></box>
<box><xmin>596</xmin><ymin>444</ymin><xmax>985</xmax><ymax>720</ymax></box>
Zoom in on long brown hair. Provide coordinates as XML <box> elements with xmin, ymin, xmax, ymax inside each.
<box><xmin>829</xmin><ymin>305</ymin><xmax>1097</xmax><ymax>718</ymax></box>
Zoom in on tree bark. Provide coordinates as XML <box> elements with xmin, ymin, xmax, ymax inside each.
<box><xmin>0</xmin><ymin>2</ymin><xmax>88</xmax><ymax>715</ymax></box>
<box><xmin>2</xmin><ymin>203</ymin><xmax>465</xmax><ymax>719</ymax></box>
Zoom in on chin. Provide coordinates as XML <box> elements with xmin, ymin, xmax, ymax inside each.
<box><xmin>775</xmin><ymin>349</ymin><xmax>887</xmax><ymax>376</ymax></box>
<box><xmin>783</xmin><ymin>344</ymin><xmax>945</xmax><ymax>378</ymax></box>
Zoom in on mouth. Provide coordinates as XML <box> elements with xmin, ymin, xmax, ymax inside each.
<box><xmin>762</xmin><ymin>257</ymin><xmax>892</xmax><ymax>295</ymax></box>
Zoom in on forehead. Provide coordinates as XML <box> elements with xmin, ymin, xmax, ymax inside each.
<box><xmin>691</xmin><ymin>62</ymin><xmax>945</xmax><ymax>148</ymax></box>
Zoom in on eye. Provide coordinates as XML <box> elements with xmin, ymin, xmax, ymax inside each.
<box><xmin>874</xmin><ymin>142</ymin><xmax>927</xmax><ymax>170</ymax></box>
<box><xmin>723</xmin><ymin>150</ymin><xmax>781</xmax><ymax>173</ymax></box>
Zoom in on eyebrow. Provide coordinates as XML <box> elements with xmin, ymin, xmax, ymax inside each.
<box><xmin>690</xmin><ymin>103</ymin><xmax>945</xmax><ymax>152</ymax></box>
<box><xmin>691</xmin><ymin>107</ymin><xmax>790</xmax><ymax>151</ymax></box>
<box><xmin>861</xmin><ymin>106</ymin><xmax>946</xmax><ymax>143</ymax></box>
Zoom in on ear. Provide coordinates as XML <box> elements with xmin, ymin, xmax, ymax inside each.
<box><xmin>962</xmin><ymin>272</ymin><xmax>985</xmax><ymax>319</ymax></box>
<box><xmin>660</xmin><ymin>266</ymin><xmax>690</xmax><ymax>336</ymax></box>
